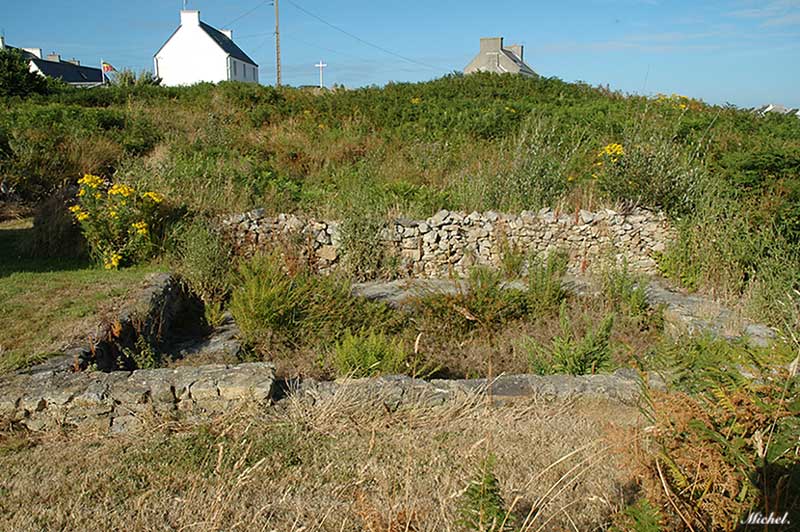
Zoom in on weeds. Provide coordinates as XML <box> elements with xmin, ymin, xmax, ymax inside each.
<box><xmin>457</xmin><ymin>454</ymin><xmax>514</xmax><ymax>532</ymax></box>
<box><xmin>170</xmin><ymin>218</ymin><xmax>234</xmax><ymax>325</ymax></box>
<box><xmin>332</xmin><ymin>330</ymin><xmax>408</xmax><ymax>377</ymax></box>
<box><xmin>525</xmin><ymin>303</ymin><xmax>615</xmax><ymax>375</ymax></box>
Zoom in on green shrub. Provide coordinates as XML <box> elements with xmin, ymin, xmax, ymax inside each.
<box><xmin>525</xmin><ymin>250</ymin><xmax>568</xmax><ymax>316</ymax></box>
<box><xmin>69</xmin><ymin>174</ymin><xmax>165</xmax><ymax>268</ymax></box>
<box><xmin>525</xmin><ymin>304</ymin><xmax>615</xmax><ymax>375</ymax></box>
<box><xmin>332</xmin><ymin>329</ymin><xmax>408</xmax><ymax>377</ymax></box>
<box><xmin>591</xmin><ymin>117</ymin><xmax>705</xmax><ymax>216</ymax></box>
<box><xmin>457</xmin><ymin>454</ymin><xmax>514</xmax><ymax>532</ymax></box>
<box><xmin>0</xmin><ymin>48</ymin><xmax>49</xmax><ymax>97</ymax></box>
<box><xmin>337</xmin><ymin>181</ymin><xmax>391</xmax><ymax>280</ymax></box>
<box><xmin>229</xmin><ymin>253</ymin><xmax>405</xmax><ymax>354</ymax></box>
<box><xmin>416</xmin><ymin>267</ymin><xmax>528</xmax><ymax>338</ymax></box>
<box><xmin>171</xmin><ymin>219</ymin><xmax>234</xmax><ymax>326</ymax></box>
<box><xmin>600</xmin><ymin>260</ymin><xmax>657</xmax><ymax>327</ymax></box>
<box><xmin>611</xmin><ymin>499</ymin><xmax>663</xmax><ymax>532</ymax></box>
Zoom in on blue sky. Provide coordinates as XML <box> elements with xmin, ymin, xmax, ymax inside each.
<box><xmin>1</xmin><ymin>0</ymin><xmax>798</xmax><ymax>108</ymax></box>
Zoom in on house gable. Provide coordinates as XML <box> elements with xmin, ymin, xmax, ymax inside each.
<box><xmin>154</xmin><ymin>10</ymin><xmax>259</xmax><ymax>86</ymax></box>
<box><xmin>464</xmin><ymin>37</ymin><xmax>537</xmax><ymax>77</ymax></box>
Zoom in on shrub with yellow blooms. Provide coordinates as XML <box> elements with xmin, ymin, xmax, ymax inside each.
<box><xmin>70</xmin><ymin>174</ymin><xmax>165</xmax><ymax>269</ymax></box>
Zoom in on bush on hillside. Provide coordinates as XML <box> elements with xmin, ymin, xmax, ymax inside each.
<box><xmin>0</xmin><ymin>48</ymin><xmax>50</xmax><ymax>98</ymax></box>
<box><xmin>69</xmin><ymin>174</ymin><xmax>165</xmax><ymax>268</ymax></box>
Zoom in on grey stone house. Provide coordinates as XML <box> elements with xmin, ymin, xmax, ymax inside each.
<box><xmin>464</xmin><ymin>37</ymin><xmax>536</xmax><ymax>77</ymax></box>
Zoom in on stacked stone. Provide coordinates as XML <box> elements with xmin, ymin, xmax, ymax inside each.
<box><xmin>221</xmin><ymin>209</ymin><xmax>342</xmax><ymax>271</ymax></box>
<box><xmin>1</xmin><ymin>363</ymin><xmax>276</xmax><ymax>433</ymax></box>
<box><xmin>221</xmin><ymin>207</ymin><xmax>673</xmax><ymax>277</ymax></box>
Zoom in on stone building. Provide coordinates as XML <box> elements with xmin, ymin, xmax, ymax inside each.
<box><xmin>464</xmin><ymin>37</ymin><xmax>536</xmax><ymax>77</ymax></box>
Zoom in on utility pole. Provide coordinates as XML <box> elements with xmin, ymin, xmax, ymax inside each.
<box><xmin>274</xmin><ymin>0</ymin><xmax>281</xmax><ymax>87</ymax></box>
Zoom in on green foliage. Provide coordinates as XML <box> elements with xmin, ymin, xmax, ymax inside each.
<box><xmin>110</xmin><ymin>68</ymin><xmax>161</xmax><ymax>87</ymax></box>
<box><xmin>0</xmin><ymin>48</ymin><xmax>49</xmax><ymax>98</ymax></box>
<box><xmin>229</xmin><ymin>253</ymin><xmax>404</xmax><ymax>354</ymax></box>
<box><xmin>171</xmin><ymin>218</ymin><xmax>234</xmax><ymax>316</ymax></box>
<box><xmin>332</xmin><ymin>329</ymin><xmax>408</xmax><ymax>377</ymax></box>
<box><xmin>525</xmin><ymin>251</ymin><xmax>569</xmax><ymax>316</ymax></box>
<box><xmin>0</xmin><ymin>74</ymin><xmax>798</xmax><ymax>339</ymax></box>
<box><xmin>457</xmin><ymin>455</ymin><xmax>513</xmax><ymax>532</ymax></box>
<box><xmin>121</xmin><ymin>334</ymin><xmax>160</xmax><ymax>369</ymax></box>
<box><xmin>611</xmin><ymin>499</ymin><xmax>663</xmax><ymax>532</ymax></box>
<box><xmin>600</xmin><ymin>260</ymin><xmax>657</xmax><ymax>328</ymax></box>
<box><xmin>337</xmin><ymin>179</ymin><xmax>391</xmax><ymax>281</ymax></box>
<box><xmin>70</xmin><ymin>175</ymin><xmax>164</xmax><ymax>269</ymax></box>
<box><xmin>416</xmin><ymin>267</ymin><xmax>528</xmax><ymax>338</ymax></box>
<box><xmin>525</xmin><ymin>304</ymin><xmax>615</xmax><ymax>375</ymax></box>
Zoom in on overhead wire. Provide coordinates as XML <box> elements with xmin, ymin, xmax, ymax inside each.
<box><xmin>284</xmin><ymin>0</ymin><xmax>441</xmax><ymax>71</ymax></box>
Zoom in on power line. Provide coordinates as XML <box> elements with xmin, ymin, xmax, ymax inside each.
<box><xmin>223</xmin><ymin>0</ymin><xmax>271</xmax><ymax>28</ymax></box>
<box><xmin>285</xmin><ymin>0</ymin><xmax>440</xmax><ymax>71</ymax></box>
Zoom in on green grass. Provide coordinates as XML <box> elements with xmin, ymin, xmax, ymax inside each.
<box><xmin>0</xmin><ymin>219</ymin><xmax>161</xmax><ymax>373</ymax></box>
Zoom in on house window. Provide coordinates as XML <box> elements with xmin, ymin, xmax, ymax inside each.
<box><xmin>233</xmin><ymin>61</ymin><xmax>237</xmax><ymax>77</ymax></box>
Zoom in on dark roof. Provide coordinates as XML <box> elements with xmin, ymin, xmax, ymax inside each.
<box><xmin>501</xmin><ymin>48</ymin><xmax>536</xmax><ymax>77</ymax></box>
<box><xmin>30</xmin><ymin>58</ymin><xmax>103</xmax><ymax>84</ymax></box>
<box><xmin>199</xmin><ymin>22</ymin><xmax>257</xmax><ymax>66</ymax></box>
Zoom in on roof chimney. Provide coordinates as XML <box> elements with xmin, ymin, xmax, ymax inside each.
<box><xmin>0</xmin><ymin>36</ymin><xmax>5</xmax><ymax>50</ymax></box>
<box><xmin>480</xmin><ymin>37</ymin><xmax>503</xmax><ymax>53</ymax></box>
<box><xmin>180</xmin><ymin>10</ymin><xmax>200</xmax><ymax>26</ymax></box>
<box><xmin>67</xmin><ymin>58</ymin><xmax>80</xmax><ymax>66</ymax></box>
<box><xmin>220</xmin><ymin>29</ymin><xmax>233</xmax><ymax>39</ymax></box>
<box><xmin>47</xmin><ymin>52</ymin><xmax>61</xmax><ymax>62</ymax></box>
<box><xmin>507</xmin><ymin>44</ymin><xmax>523</xmax><ymax>61</ymax></box>
<box><xmin>23</xmin><ymin>47</ymin><xmax>42</xmax><ymax>58</ymax></box>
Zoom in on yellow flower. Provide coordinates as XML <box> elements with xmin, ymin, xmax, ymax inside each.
<box><xmin>69</xmin><ymin>205</ymin><xmax>82</xmax><ymax>214</ymax></box>
<box><xmin>142</xmin><ymin>191</ymin><xmax>163</xmax><ymax>203</ymax></box>
<box><xmin>567</xmin><ymin>175</ymin><xmax>575</xmax><ymax>182</ymax></box>
<box><xmin>131</xmin><ymin>221</ymin><xmax>149</xmax><ymax>236</ymax></box>
<box><xmin>600</xmin><ymin>143</ymin><xmax>625</xmax><ymax>159</ymax></box>
<box><xmin>108</xmin><ymin>183</ymin><xmax>135</xmax><ymax>197</ymax></box>
<box><xmin>77</xmin><ymin>188</ymin><xmax>86</xmax><ymax>197</ymax></box>
<box><xmin>76</xmin><ymin>212</ymin><xmax>89</xmax><ymax>222</ymax></box>
<box><xmin>410</xmin><ymin>97</ymin><xmax>422</xmax><ymax>105</ymax></box>
<box><xmin>104</xmin><ymin>253</ymin><xmax>122</xmax><ymax>270</ymax></box>
<box><xmin>78</xmin><ymin>174</ymin><xmax>104</xmax><ymax>188</ymax></box>
<box><xmin>94</xmin><ymin>192</ymin><xmax>103</xmax><ymax>199</ymax></box>
<box><xmin>109</xmin><ymin>209</ymin><xmax>118</xmax><ymax>219</ymax></box>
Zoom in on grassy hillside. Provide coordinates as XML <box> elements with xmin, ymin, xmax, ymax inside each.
<box><xmin>1</xmin><ymin>73</ymin><xmax>799</xmax><ymax>331</ymax></box>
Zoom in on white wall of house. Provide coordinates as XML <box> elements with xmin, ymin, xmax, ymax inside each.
<box><xmin>154</xmin><ymin>10</ymin><xmax>258</xmax><ymax>86</ymax></box>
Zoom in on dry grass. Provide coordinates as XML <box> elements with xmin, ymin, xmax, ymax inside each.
<box><xmin>0</xmin><ymin>390</ymin><xmax>646</xmax><ymax>531</ymax></box>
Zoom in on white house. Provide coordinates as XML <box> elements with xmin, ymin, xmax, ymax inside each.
<box><xmin>464</xmin><ymin>37</ymin><xmax>536</xmax><ymax>77</ymax></box>
<box><xmin>154</xmin><ymin>10</ymin><xmax>259</xmax><ymax>86</ymax></box>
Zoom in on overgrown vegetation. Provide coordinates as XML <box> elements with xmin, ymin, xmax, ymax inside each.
<box><xmin>2</xmin><ymin>73</ymin><xmax>796</xmax><ymax>335</ymax></box>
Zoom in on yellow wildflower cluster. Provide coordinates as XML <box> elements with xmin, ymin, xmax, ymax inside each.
<box><xmin>655</xmin><ymin>93</ymin><xmax>691</xmax><ymax>110</ymax></box>
<box><xmin>78</xmin><ymin>174</ymin><xmax>104</xmax><ymax>188</ymax></box>
<box><xmin>504</xmin><ymin>106</ymin><xmax>517</xmax><ymax>113</ymax></box>
<box><xmin>599</xmin><ymin>143</ymin><xmax>625</xmax><ymax>159</ymax></box>
<box><xmin>142</xmin><ymin>191</ymin><xmax>163</xmax><ymax>203</ymax></box>
<box><xmin>108</xmin><ymin>184</ymin><xmax>135</xmax><ymax>197</ymax></box>
<box><xmin>131</xmin><ymin>221</ymin><xmax>149</xmax><ymax>236</ymax></box>
<box><xmin>410</xmin><ymin>97</ymin><xmax>422</xmax><ymax>105</ymax></box>
<box><xmin>104</xmin><ymin>253</ymin><xmax>122</xmax><ymax>270</ymax></box>
<box><xmin>69</xmin><ymin>204</ymin><xmax>90</xmax><ymax>222</ymax></box>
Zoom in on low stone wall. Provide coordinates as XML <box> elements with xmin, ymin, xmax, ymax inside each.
<box><xmin>1</xmin><ymin>363</ymin><xmax>276</xmax><ymax>433</ymax></box>
<box><xmin>222</xmin><ymin>207</ymin><xmax>673</xmax><ymax>276</ymax></box>
<box><xmin>1</xmin><ymin>362</ymin><xmax>664</xmax><ymax>433</ymax></box>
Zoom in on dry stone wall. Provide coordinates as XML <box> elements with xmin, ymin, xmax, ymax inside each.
<box><xmin>222</xmin><ymin>207</ymin><xmax>674</xmax><ymax>276</ymax></box>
